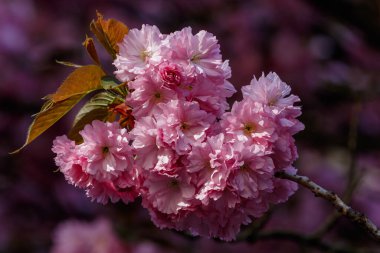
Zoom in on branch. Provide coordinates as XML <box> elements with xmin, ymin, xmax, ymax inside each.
<box><xmin>275</xmin><ymin>171</ymin><xmax>380</xmax><ymax>241</ymax></box>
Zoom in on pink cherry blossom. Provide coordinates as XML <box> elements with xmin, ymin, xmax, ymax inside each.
<box><xmin>131</xmin><ymin>116</ymin><xmax>166</xmax><ymax>170</ymax></box>
<box><xmin>221</xmin><ymin>99</ymin><xmax>277</xmax><ymax>146</ymax></box>
<box><xmin>52</xmin><ymin>121</ymin><xmax>139</xmax><ymax>204</ymax></box>
<box><xmin>142</xmin><ymin>171</ymin><xmax>196</xmax><ymax>215</ymax></box>
<box><xmin>79</xmin><ymin>120</ymin><xmax>133</xmax><ymax>182</ymax></box>
<box><xmin>228</xmin><ymin>142</ymin><xmax>275</xmax><ymax>200</ymax></box>
<box><xmin>126</xmin><ymin>69</ymin><xmax>177</xmax><ymax>118</ymax></box>
<box><xmin>114</xmin><ymin>24</ymin><xmax>163</xmax><ymax>81</ymax></box>
<box><xmin>158</xmin><ymin>61</ymin><xmax>183</xmax><ymax>87</ymax></box>
<box><xmin>155</xmin><ymin>100</ymin><xmax>215</xmax><ymax>154</ymax></box>
<box><xmin>242</xmin><ymin>72</ymin><xmax>300</xmax><ymax>112</ymax></box>
<box><xmin>161</xmin><ymin>27</ymin><xmax>225</xmax><ymax>78</ymax></box>
<box><xmin>187</xmin><ymin>134</ymin><xmax>233</xmax><ymax>205</ymax></box>
<box><xmin>52</xmin><ymin>135</ymin><xmax>90</xmax><ymax>188</ymax></box>
<box><xmin>86</xmin><ymin>175</ymin><xmax>139</xmax><ymax>204</ymax></box>
<box><xmin>185</xmin><ymin>75</ymin><xmax>236</xmax><ymax>117</ymax></box>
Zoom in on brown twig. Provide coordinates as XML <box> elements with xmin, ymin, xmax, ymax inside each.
<box><xmin>275</xmin><ymin>171</ymin><xmax>380</xmax><ymax>241</ymax></box>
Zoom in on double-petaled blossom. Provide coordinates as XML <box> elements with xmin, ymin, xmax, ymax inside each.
<box><xmin>52</xmin><ymin>121</ymin><xmax>139</xmax><ymax>204</ymax></box>
<box><xmin>114</xmin><ymin>24</ymin><xmax>163</xmax><ymax>81</ymax></box>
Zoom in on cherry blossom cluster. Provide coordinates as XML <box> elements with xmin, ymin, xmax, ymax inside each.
<box><xmin>52</xmin><ymin>25</ymin><xmax>304</xmax><ymax>241</ymax></box>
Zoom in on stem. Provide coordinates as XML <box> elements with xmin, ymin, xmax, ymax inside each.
<box><xmin>275</xmin><ymin>171</ymin><xmax>380</xmax><ymax>241</ymax></box>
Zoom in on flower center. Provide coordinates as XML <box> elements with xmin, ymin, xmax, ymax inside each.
<box><xmin>243</xmin><ymin>123</ymin><xmax>256</xmax><ymax>135</ymax></box>
<box><xmin>154</xmin><ymin>92</ymin><xmax>161</xmax><ymax>99</ymax></box>
<box><xmin>102</xmin><ymin>146</ymin><xmax>109</xmax><ymax>154</ymax></box>
<box><xmin>240</xmin><ymin>163</ymin><xmax>249</xmax><ymax>171</ymax></box>
<box><xmin>140</xmin><ymin>50</ymin><xmax>151</xmax><ymax>62</ymax></box>
<box><xmin>169</xmin><ymin>179</ymin><xmax>179</xmax><ymax>187</ymax></box>
<box><xmin>190</xmin><ymin>53</ymin><xmax>202</xmax><ymax>63</ymax></box>
<box><xmin>160</xmin><ymin>66</ymin><xmax>182</xmax><ymax>86</ymax></box>
<box><xmin>180</xmin><ymin>122</ymin><xmax>189</xmax><ymax>131</ymax></box>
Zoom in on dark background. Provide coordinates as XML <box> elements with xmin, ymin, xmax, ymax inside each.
<box><xmin>1</xmin><ymin>0</ymin><xmax>380</xmax><ymax>252</ymax></box>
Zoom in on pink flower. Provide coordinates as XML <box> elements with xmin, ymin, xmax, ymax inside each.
<box><xmin>179</xmin><ymin>191</ymin><xmax>249</xmax><ymax>241</ymax></box>
<box><xmin>52</xmin><ymin>121</ymin><xmax>139</xmax><ymax>205</ymax></box>
<box><xmin>221</xmin><ymin>99</ymin><xmax>277</xmax><ymax>146</ymax></box>
<box><xmin>161</xmin><ymin>27</ymin><xmax>226</xmax><ymax>78</ymax></box>
<box><xmin>187</xmin><ymin>134</ymin><xmax>234</xmax><ymax>204</ymax></box>
<box><xmin>155</xmin><ymin>100</ymin><xmax>215</xmax><ymax>154</ymax></box>
<box><xmin>242</xmin><ymin>72</ymin><xmax>300</xmax><ymax>112</ymax></box>
<box><xmin>131</xmin><ymin>116</ymin><xmax>166</xmax><ymax>170</ymax></box>
<box><xmin>52</xmin><ymin>135</ymin><xmax>90</xmax><ymax>188</ymax></box>
<box><xmin>187</xmin><ymin>76</ymin><xmax>235</xmax><ymax>117</ymax></box>
<box><xmin>142</xmin><ymin>172</ymin><xmax>196</xmax><ymax>214</ymax></box>
<box><xmin>271</xmin><ymin>132</ymin><xmax>299</xmax><ymax>169</ymax></box>
<box><xmin>86</xmin><ymin>173</ymin><xmax>140</xmax><ymax>204</ymax></box>
<box><xmin>79</xmin><ymin>120</ymin><xmax>133</xmax><ymax>182</ymax></box>
<box><xmin>126</xmin><ymin>69</ymin><xmax>177</xmax><ymax>118</ymax></box>
<box><xmin>158</xmin><ymin>61</ymin><xmax>183</xmax><ymax>87</ymax></box>
<box><xmin>114</xmin><ymin>24</ymin><xmax>163</xmax><ymax>81</ymax></box>
<box><xmin>228</xmin><ymin>142</ymin><xmax>275</xmax><ymax>200</ymax></box>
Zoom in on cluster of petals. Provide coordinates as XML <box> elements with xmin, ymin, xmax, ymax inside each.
<box><xmin>52</xmin><ymin>120</ymin><xmax>139</xmax><ymax>204</ymax></box>
<box><xmin>114</xmin><ymin>25</ymin><xmax>235</xmax><ymax>118</ymax></box>
<box><xmin>52</xmin><ymin>24</ymin><xmax>304</xmax><ymax>241</ymax></box>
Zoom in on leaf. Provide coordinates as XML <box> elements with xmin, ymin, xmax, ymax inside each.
<box><xmin>48</xmin><ymin>65</ymin><xmax>105</xmax><ymax>103</ymax></box>
<box><xmin>83</xmin><ymin>35</ymin><xmax>101</xmax><ymax>65</ymax></box>
<box><xmin>11</xmin><ymin>94</ymin><xmax>85</xmax><ymax>154</ymax></box>
<box><xmin>68</xmin><ymin>92</ymin><xmax>116</xmax><ymax>143</ymax></box>
<box><xmin>55</xmin><ymin>60</ymin><xmax>82</xmax><ymax>68</ymax></box>
<box><xmin>101</xmin><ymin>76</ymin><xmax>122</xmax><ymax>89</ymax></box>
<box><xmin>90</xmin><ymin>11</ymin><xmax>129</xmax><ymax>58</ymax></box>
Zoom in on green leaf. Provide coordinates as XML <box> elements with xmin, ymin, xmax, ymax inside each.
<box><xmin>48</xmin><ymin>65</ymin><xmax>105</xmax><ymax>103</ymax></box>
<box><xmin>11</xmin><ymin>94</ymin><xmax>85</xmax><ymax>154</ymax></box>
<box><xmin>101</xmin><ymin>76</ymin><xmax>121</xmax><ymax>90</ymax></box>
<box><xmin>68</xmin><ymin>92</ymin><xmax>116</xmax><ymax>143</ymax></box>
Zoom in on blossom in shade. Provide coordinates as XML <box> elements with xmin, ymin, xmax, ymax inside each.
<box><xmin>86</xmin><ymin>173</ymin><xmax>140</xmax><ymax>205</ymax></box>
<box><xmin>142</xmin><ymin>172</ymin><xmax>196</xmax><ymax>215</ymax></box>
<box><xmin>228</xmin><ymin>142</ymin><xmax>275</xmax><ymax>200</ymax></box>
<box><xmin>114</xmin><ymin>24</ymin><xmax>163</xmax><ymax>81</ymax></box>
<box><xmin>187</xmin><ymin>133</ymin><xmax>233</xmax><ymax>204</ymax></box>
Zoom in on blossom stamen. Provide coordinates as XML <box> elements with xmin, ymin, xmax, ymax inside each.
<box><xmin>243</xmin><ymin>123</ymin><xmax>256</xmax><ymax>135</ymax></box>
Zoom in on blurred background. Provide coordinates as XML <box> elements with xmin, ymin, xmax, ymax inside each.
<box><xmin>1</xmin><ymin>0</ymin><xmax>380</xmax><ymax>252</ymax></box>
